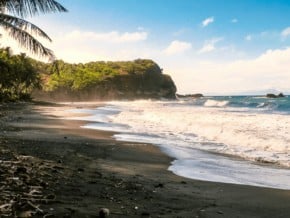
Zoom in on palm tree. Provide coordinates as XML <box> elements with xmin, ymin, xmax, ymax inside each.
<box><xmin>0</xmin><ymin>0</ymin><xmax>67</xmax><ymax>60</ymax></box>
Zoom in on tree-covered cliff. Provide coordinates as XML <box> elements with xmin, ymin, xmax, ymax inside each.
<box><xmin>33</xmin><ymin>59</ymin><xmax>177</xmax><ymax>101</ymax></box>
<box><xmin>0</xmin><ymin>48</ymin><xmax>177</xmax><ymax>102</ymax></box>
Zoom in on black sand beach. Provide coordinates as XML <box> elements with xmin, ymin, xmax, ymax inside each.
<box><xmin>1</xmin><ymin>102</ymin><xmax>290</xmax><ymax>218</ymax></box>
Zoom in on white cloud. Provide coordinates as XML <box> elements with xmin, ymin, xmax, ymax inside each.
<box><xmin>173</xmin><ymin>28</ymin><xmax>188</xmax><ymax>36</ymax></box>
<box><xmin>199</xmin><ymin>44</ymin><xmax>215</xmax><ymax>53</ymax></box>
<box><xmin>167</xmin><ymin>47</ymin><xmax>290</xmax><ymax>94</ymax></box>
<box><xmin>226</xmin><ymin>48</ymin><xmax>290</xmax><ymax>77</ymax></box>
<box><xmin>0</xmin><ymin>27</ymin><xmax>150</xmax><ymax>63</ymax></box>
<box><xmin>231</xmin><ymin>18</ymin><xmax>238</xmax><ymax>23</ymax></box>
<box><xmin>245</xmin><ymin>34</ymin><xmax>252</xmax><ymax>41</ymax></box>
<box><xmin>199</xmin><ymin>37</ymin><xmax>223</xmax><ymax>53</ymax></box>
<box><xmin>0</xmin><ymin>29</ymin><xmax>149</xmax><ymax>62</ymax></box>
<box><xmin>281</xmin><ymin>27</ymin><xmax>290</xmax><ymax>38</ymax></box>
<box><xmin>163</xmin><ymin>40</ymin><xmax>192</xmax><ymax>55</ymax></box>
<box><xmin>202</xmin><ymin>17</ymin><xmax>214</xmax><ymax>27</ymax></box>
<box><xmin>244</xmin><ymin>31</ymin><xmax>279</xmax><ymax>42</ymax></box>
<box><xmin>66</xmin><ymin>30</ymin><xmax>148</xmax><ymax>43</ymax></box>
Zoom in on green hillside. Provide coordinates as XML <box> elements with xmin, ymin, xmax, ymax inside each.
<box><xmin>0</xmin><ymin>48</ymin><xmax>177</xmax><ymax>102</ymax></box>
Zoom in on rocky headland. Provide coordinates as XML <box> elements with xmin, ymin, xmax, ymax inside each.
<box><xmin>32</xmin><ymin>59</ymin><xmax>177</xmax><ymax>101</ymax></box>
<box><xmin>176</xmin><ymin>93</ymin><xmax>204</xmax><ymax>99</ymax></box>
<box><xmin>266</xmin><ymin>93</ymin><xmax>285</xmax><ymax>98</ymax></box>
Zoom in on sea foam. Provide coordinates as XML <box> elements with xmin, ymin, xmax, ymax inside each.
<box><xmin>68</xmin><ymin>99</ymin><xmax>290</xmax><ymax>189</ymax></box>
<box><xmin>107</xmin><ymin>100</ymin><xmax>290</xmax><ymax>167</ymax></box>
<box><xmin>204</xmin><ymin>99</ymin><xmax>229</xmax><ymax>107</ymax></box>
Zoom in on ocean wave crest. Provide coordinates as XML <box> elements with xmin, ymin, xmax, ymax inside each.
<box><xmin>204</xmin><ymin>99</ymin><xmax>229</xmax><ymax>107</ymax></box>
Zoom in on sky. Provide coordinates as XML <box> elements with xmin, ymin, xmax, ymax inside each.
<box><xmin>3</xmin><ymin>0</ymin><xmax>290</xmax><ymax>95</ymax></box>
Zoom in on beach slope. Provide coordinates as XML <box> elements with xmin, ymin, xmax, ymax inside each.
<box><xmin>1</xmin><ymin>102</ymin><xmax>290</xmax><ymax>217</ymax></box>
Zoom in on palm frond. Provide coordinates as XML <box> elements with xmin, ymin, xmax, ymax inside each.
<box><xmin>0</xmin><ymin>0</ymin><xmax>68</xmax><ymax>17</ymax></box>
<box><xmin>0</xmin><ymin>13</ymin><xmax>52</xmax><ymax>41</ymax></box>
<box><xmin>1</xmin><ymin>19</ymin><xmax>55</xmax><ymax>59</ymax></box>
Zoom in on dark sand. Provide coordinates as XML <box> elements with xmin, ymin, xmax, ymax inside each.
<box><xmin>1</xmin><ymin>102</ymin><xmax>290</xmax><ymax>218</ymax></box>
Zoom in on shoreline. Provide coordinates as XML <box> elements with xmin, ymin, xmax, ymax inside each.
<box><xmin>1</xmin><ymin>102</ymin><xmax>290</xmax><ymax>217</ymax></box>
<box><xmin>73</xmin><ymin>101</ymin><xmax>290</xmax><ymax>190</ymax></box>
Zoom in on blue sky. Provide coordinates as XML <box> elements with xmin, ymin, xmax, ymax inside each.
<box><xmin>4</xmin><ymin>0</ymin><xmax>290</xmax><ymax>94</ymax></box>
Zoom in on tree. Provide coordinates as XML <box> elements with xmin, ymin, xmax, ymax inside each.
<box><xmin>0</xmin><ymin>47</ymin><xmax>40</xmax><ymax>101</ymax></box>
<box><xmin>0</xmin><ymin>0</ymin><xmax>67</xmax><ymax>59</ymax></box>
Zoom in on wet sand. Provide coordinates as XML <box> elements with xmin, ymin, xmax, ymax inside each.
<box><xmin>1</xmin><ymin>102</ymin><xmax>290</xmax><ymax>217</ymax></box>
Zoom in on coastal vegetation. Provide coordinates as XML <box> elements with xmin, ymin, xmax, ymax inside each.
<box><xmin>43</xmin><ymin>59</ymin><xmax>158</xmax><ymax>92</ymax></box>
<box><xmin>0</xmin><ymin>49</ymin><xmax>176</xmax><ymax>102</ymax></box>
<box><xmin>0</xmin><ymin>0</ymin><xmax>66</xmax><ymax>102</ymax></box>
<box><xmin>0</xmin><ymin>48</ymin><xmax>40</xmax><ymax>101</ymax></box>
<box><xmin>34</xmin><ymin>58</ymin><xmax>177</xmax><ymax>101</ymax></box>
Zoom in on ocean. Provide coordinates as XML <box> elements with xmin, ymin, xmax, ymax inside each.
<box><xmin>68</xmin><ymin>96</ymin><xmax>290</xmax><ymax>190</ymax></box>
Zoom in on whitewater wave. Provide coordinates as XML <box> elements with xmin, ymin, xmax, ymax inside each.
<box><xmin>257</xmin><ymin>102</ymin><xmax>277</xmax><ymax>110</ymax></box>
<box><xmin>185</xmin><ymin>96</ymin><xmax>290</xmax><ymax>113</ymax></box>
<box><xmin>103</xmin><ymin>100</ymin><xmax>290</xmax><ymax>168</ymax></box>
<box><xmin>204</xmin><ymin>99</ymin><xmax>229</xmax><ymax>107</ymax></box>
<box><xmin>66</xmin><ymin>99</ymin><xmax>290</xmax><ymax>189</ymax></box>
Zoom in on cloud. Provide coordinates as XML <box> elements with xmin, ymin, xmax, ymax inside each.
<box><xmin>281</xmin><ymin>27</ymin><xmax>290</xmax><ymax>38</ymax></box>
<box><xmin>199</xmin><ymin>37</ymin><xmax>223</xmax><ymax>53</ymax></box>
<box><xmin>1</xmin><ymin>27</ymin><xmax>152</xmax><ymax>63</ymax></box>
<box><xmin>168</xmin><ymin>47</ymin><xmax>290</xmax><ymax>94</ymax></box>
<box><xmin>231</xmin><ymin>18</ymin><xmax>238</xmax><ymax>23</ymax></box>
<box><xmin>199</xmin><ymin>44</ymin><xmax>215</xmax><ymax>53</ymax></box>
<box><xmin>245</xmin><ymin>34</ymin><xmax>252</xmax><ymax>41</ymax></box>
<box><xmin>163</xmin><ymin>40</ymin><xmax>192</xmax><ymax>55</ymax></box>
<box><xmin>202</xmin><ymin>17</ymin><xmax>214</xmax><ymax>27</ymax></box>
<box><xmin>173</xmin><ymin>28</ymin><xmax>188</xmax><ymax>36</ymax></box>
<box><xmin>244</xmin><ymin>31</ymin><xmax>278</xmax><ymax>42</ymax></box>
<box><xmin>0</xmin><ymin>28</ymin><xmax>149</xmax><ymax>62</ymax></box>
<box><xmin>65</xmin><ymin>30</ymin><xmax>148</xmax><ymax>43</ymax></box>
<box><xmin>226</xmin><ymin>48</ymin><xmax>290</xmax><ymax>76</ymax></box>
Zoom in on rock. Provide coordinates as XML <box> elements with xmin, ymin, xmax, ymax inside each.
<box><xmin>46</xmin><ymin>194</ymin><xmax>56</xmax><ymax>200</ymax></box>
<box><xmin>77</xmin><ymin>168</ymin><xmax>84</xmax><ymax>172</ymax></box>
<box><xmin>43</xmin><ymin>213</ymin><xmax>55</xmax><ymax>218</ymax></box>
<box><xmin>266</xmin><ymin>93</ymin><xmax>285</xmax><ymax>98</ymax></box>
<box><xmin>17</xmin><ymin>210</ymin><xmax>33</xmax><ymax>218</ymax></box>
<box><xmin>65</xmin><ymin>207</ymin><xmax>76</xmax><ymax>214</ymax></box>
<box><xmin>16</xmin><ymin>166</ymin><xmax>27</xmax><ymax>174</ymax></box>
<box><xmin>154</xmin><ymin>183</ymin><xmax>164</xmax><ymax>188</ymax></box>
<box><xmin>176</xmin><ymin>93</ymin><xmax>204</xmax><ymax>99</ymax></box>
<box><xmin>141</xmin><ymin>211</ymin><xmax>151</xmax><ymax>217</ymax></box>
<box><xmin>266</xmin><ymin>93</ymin><xmax>277</xmax><ymax>98</ymax></box>
<box><xmin>99</xmin><ymin>208</ymin><xmax>110</xmax><ymax>218</ymax></box>
<box><xmin>40</xmin><ymin>181</ymin><xmax>48</xmax><ymax>187</ymax></box>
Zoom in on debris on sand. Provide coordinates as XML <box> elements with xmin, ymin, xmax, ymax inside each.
<box><xmin>0</xmin><ymin>147</ymin><xmax>63</xmax><ymax>217</ymax></box>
